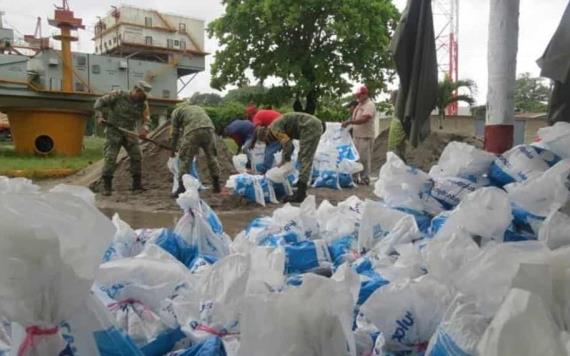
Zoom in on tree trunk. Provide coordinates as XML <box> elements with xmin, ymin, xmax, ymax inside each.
<box><xmin>439</xmin><ymin>110</ymin><xmax>445</xmax><ymax>130</ymax></box>
<box><xmin>485</xmin><ymin>0</ymin><xmax>519</xmax><ymax>154</ymax></box>
<box><xmin>305</xmin><ymin>89</ymin><xmax>318</xmax><ymax>114</ymax></box>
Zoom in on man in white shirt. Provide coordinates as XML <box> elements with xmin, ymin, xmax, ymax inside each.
<box><xmin>342</xmin><ymin>85</ymin><xmax>377</xmax><ymax>185</ymax></box>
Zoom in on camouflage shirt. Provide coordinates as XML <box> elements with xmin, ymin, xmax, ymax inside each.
<box><xmin>94</xmin><ymin>91</ymin><xmax>150</xmax><ymax>131</ymax></box>
<box><xmin>269</xmin><ymin>112</ymin><xmax>321</xmax><ymax>162</ymax></box>
<box><xmin>170</xmin><ymin>104</ymin><xmax>215</xmax><ymax>149</ymax></box>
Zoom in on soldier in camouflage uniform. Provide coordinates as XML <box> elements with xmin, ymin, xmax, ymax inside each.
<box><xmin>94</xmin><ymin>81</ymin><xmax>152</xmax><ymax>196</ymax></box>
<box><xmin>256</xmin><ymin>112</ymin><xmax>323</xmax><ymax>203</ymax></box>
<box><xmin>170</xmin><ymin>103</ymin><xmax>221</xmax><ymax>197</ymax></box>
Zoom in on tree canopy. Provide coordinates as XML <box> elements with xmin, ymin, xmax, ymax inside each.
<box><xmin>208</xmin><ymin>0</ymin><xmax>400</xmax><ymax>114</ymax></box>
<box><xmin>514</xmin><ymin>72</ymin><xmax>551</xmax><ymax>113</ymax></box>
<box><xmin>188</xmin><ymin>92</ymin><xmax>224</xmax><ymax>106</ymax></box>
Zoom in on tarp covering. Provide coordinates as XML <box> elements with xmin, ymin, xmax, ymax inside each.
<box><xmin>390</xmin><ymin>0</ymin><xmax>438</xmax><ymax>147</ymax></box>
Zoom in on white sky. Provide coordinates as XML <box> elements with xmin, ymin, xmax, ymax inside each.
<box><xmin>1</xmin><ymin>0</ymin><xmax>567</xmax><ymax>104</ymax></box>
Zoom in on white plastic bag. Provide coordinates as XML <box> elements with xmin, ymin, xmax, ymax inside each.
<box><xmin>49</xmin><ymin>184</ymin><xmax>95</xmax><ymax>205</ymax></box>
<box><xmin>0</xmin><ymin>176</ymin><xmax>39</xmax><ymax>194</ymax></box>
<box><xmin>425</xmin><ymin>294</ymin><xmax>490</xmax><ymax>356</ymax></box>
<box><xmin>175</xmin><ymin>175</ymin><xmax>231</xmax><ymax>258</ymax></box>
<box><xmin>357</xmin><ymin>200</ymin><xmax>410</xmax><ymax>252</ymax></box>
<box><xmin>174</xmin><ymin>255</ymin><xmax>251</xmax><ymax>343</ymax></box>
<box><xmin>0</xmin><ymin>188</ymin><xmax>117</xmax><ymax>355</ymax></box>
<box><xmin>476</xmin><ymin>288</ymin><xmax>566</xmax><ymax>356</ymax></box>
<box><xmin>429</xmin><ymin>176</ymin><xmax>479</xmax><ymax>209</ymax></box>
<box><xmin>168</xmin><ymin>156</ymin><xmax>200</xmax><ymax>194</ymax></box>
<box><xmin>506</xmin><ymin>160</ymin><xmax>570</xmax><ymax>219</ymax></box>
<box><xmin>232</xmin><ymin>154</ymin><xmax>248</xmax><ymax>174</ymax></box>
<box><xmin>539</xmin><ymin>211</ymin><xmax>570</xmax><ymax>249</ymax></box>
<box><xmin>318</xmin><ymin>196</ymin><xmax>364</xmax><ymax>242</ymax></box>
<box><xmin>374</xmin><ymin>153</ymin><xmax>444</xmax><ymax>216</ymax></box>
<box><xmin>321</xmin><ymin>122</ymin><xmax>360</xmax><ymax>161</ymax></box>
<box><xmin>454</xmin><ymin>242</ymin><xmax>550</xmax><ymax>317</ymax></box>
<box><xmin>360</xmin><ymin>276</ymin><xmax>453</xmax><ymax>352</ymax></box>
<box><xmin>103</xmin><ymin>214</ymin><xmax>150</xmax><ymax>262</ymax></box>
<box><xmin>422</xmin><ymin>229</ymin><xmax>480</xmax><ymax>285</ymax></box>
<box><xmin>239</xmin><ymin>270</ymin><xmax>359</xmax><ymax>356</ymax></box>
<box><xmin>538</xmin><ymin>121</ymin><xmax>570</xmax><ymax>159</ymax></box>
<box><xmin>429</xmin><ymin>141</ymin><xmax>495</xmax><ymax>180</ymax></box>
<box><xmin>489</xmin><ymin>144</ymin><xmax>558</xmax><ymax>185</ymax></box>
<box><xmin>436</xmin><ymin>187</ymin><xmax>512</xmax><ymax>241</ymax></box>
<box><xmin>312</xmin><ymin>144</ymin><xmax>341</xmax><ymax>190</ymax></box>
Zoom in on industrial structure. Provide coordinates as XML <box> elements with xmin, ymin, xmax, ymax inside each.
<box><xmin>0</xmin><ymin>2</ymin><xmax>206</xmax><ymax>155</ymax></box>
<box><xmin>433</xmin><ymin>0</ymin><xmax>459</xmax><ymax>115</ymax></box>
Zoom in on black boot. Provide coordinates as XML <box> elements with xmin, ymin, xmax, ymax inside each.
<box><xmin>131</xmin><ymin>175</ymin><xmax>146</xmax><ymax>192</ymax></box>
<box><xmin>212</xmin><ymin>176</ymin><xmax>222</xmax><ymax>193</ymax></box>
<box><xmin>284</xmin><ymin>181</ymin><xmax>307</xmax><ymax>203</ymax></box>
<box><xmin>171</xmin><ymin>178</ymin><xmax>185</xmax><ymax>198</ymax></box>
<box><xmin>102</xmin><ymin>176</ymin><xmax>113</xmax><ymax>196</ymax></box>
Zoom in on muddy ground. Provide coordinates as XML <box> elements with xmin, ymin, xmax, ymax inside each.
<box><xmin>56</xmin><ymin>124</ymin><xmax>481</xmax><ymax>237</ymax></box>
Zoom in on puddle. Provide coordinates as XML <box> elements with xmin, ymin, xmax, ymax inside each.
<box><xmin>99</xmin><ymin>207</ymin><xmax>181</xmax><ymax>229</ymax></box>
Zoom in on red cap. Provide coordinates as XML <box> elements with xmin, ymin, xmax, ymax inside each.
<box><xmin>354</xmin><ymin>85</ymin><xmax>369</xmax><ymax>97</ymax></box>
<box><xmin>245</xmin><ymin>105</ymin><xmax>258</xmax><ymax>118</ymax></box>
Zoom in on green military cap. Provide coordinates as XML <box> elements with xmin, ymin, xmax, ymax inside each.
<box><xmin>134</xmin><ymin>80</ymin><xmax>152</xmax><ymax>94</ymax></box>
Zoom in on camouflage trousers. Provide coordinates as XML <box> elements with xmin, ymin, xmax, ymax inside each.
<box><xmin>298</xmin><ymin>117</ymin><xmax>324</xmax><ymax>184</ymax></box>
<box><xmin>102</xmin><ymin>128</ymin><xmax>142</xmax><ymax>178</ymax></box>
<box><xmin>179</xmin><ymin>128</ymin><xmax>220</xmax><ymax>182</ymax></box>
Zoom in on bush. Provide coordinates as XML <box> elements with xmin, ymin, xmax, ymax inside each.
<box><xmin>203</xmin><ymin>102</ymin><xmax>247</xmax><ymax>134</ymax></box>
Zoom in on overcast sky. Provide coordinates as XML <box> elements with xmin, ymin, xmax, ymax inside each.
<box><xmin>0</xmin><ymin>0</ymin><xmax>567</xmax><ymax>104</ymax></box>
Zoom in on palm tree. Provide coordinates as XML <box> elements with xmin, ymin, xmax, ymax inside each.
<box><xmin>435</xmin><ymin>77</ymin><xmax>476</xmax><ymax>129</ymax></box>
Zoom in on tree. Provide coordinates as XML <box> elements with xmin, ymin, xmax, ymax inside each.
<box><xmin>435</xmin><ymin>77</ymin><xmax>476</xmax><ymax>129</ymax></box>
<box><xmin>188</xmin><ymin>92</ymin><xmax>224</xmax><ymax>106</ymax></box>
<box><xmin>514</xmin><ymin>72</ymin><xmax>551</xmax><ymax>113</ymax></box>
<box><xmin>208</xmin><ymin>0</ymin><xmax>400</xmax><ymax>114</ymax></box>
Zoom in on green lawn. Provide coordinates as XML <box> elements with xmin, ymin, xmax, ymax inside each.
<box><xmin>0</xmin><ymin>136</ymin><xmax>104</xmax><ymax>176</ymax></box>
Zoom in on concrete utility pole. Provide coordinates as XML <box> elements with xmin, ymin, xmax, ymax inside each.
<box><xmin>485</xmin><ymin>0</ymin><xmax>520</xmax><ymax>154</ymax></box>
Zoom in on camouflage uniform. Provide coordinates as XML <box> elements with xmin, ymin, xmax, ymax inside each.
<box><xmin>266</xmin><ymin>112</ymin><xmax>323</xmax><ymax>185</ymax></box>
<box><xmin>171</xmin><ymin>104</ymin><xmax>220</xmax><ymax>184</ymax></box>
<box><xmin>94</xmin><ymin>90</ymin><xmax>150</xmax><ymax>182</ymax></box>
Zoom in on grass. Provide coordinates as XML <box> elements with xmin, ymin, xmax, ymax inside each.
<box><xmin>0</xmin><ymin>136</ymin><xmax>105</xmax><ymax>177</ymax></box>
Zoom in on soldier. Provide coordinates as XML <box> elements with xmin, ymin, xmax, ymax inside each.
<box><xmin>94</xmin><ymin>80</ymin><xmax>152</xmax><ymax>196</ymax></box>
<box><xmin>170</xmin><ymin>103</ymin><xmax>221</xmax><ymax>197</ymax></box>
<box><xmin>256</xmin><ymin>112</ymin><xmax>323</xmax><ymax>203</ymax></box>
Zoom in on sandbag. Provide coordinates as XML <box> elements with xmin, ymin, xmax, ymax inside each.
<box><xmin>476</xmin><ymin>288</ymin><xmax>567</xmax><ymax>356</ymax></box>
<box><xmin>429</xmin><ymin>141</ymin><xmax>495</xmax><ymax>182</ymax></box>
<box><xmin>238</xmin><ymin>269</ymin><xmax>358</xmax><ymax>356</ymax></box>
<box><xmin>489</xmin><ymin>145</ymin><xmax>560</xmax><ymax>186</ymax></box>
<box><xmin>538</xmin><ymin>121</ymin><xmax>570</xmax><ymax>159</ymax></box>
<box><xmin>360</xmin><ymin>276</ymin><xmax>453</xmax><ymax>352</ymax></box>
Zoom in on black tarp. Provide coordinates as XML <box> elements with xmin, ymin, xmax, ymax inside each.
<box><xmin>390</xmin><ymin>0</ymin><xmax>438</xmax><ymax>147</ymax></box>
<box><xmin>537</xmin><ymin>0</ymin><xmax>570</xmax><ymax>124</ymax></box>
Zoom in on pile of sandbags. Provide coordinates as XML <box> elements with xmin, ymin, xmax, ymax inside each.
<box><xmin>3</xmin><ymin>122</ymin><xmax>570</xmax><ymax>355</ymax></box>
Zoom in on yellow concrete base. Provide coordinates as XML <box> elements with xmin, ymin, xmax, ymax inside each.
<box><xmin>5</xmin><ymin>108</ymin><xmax>88</xmax><ymax>156</ymax></box>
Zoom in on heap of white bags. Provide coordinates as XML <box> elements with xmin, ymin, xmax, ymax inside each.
<box><xmin>3</xmin><ymin>122</ymin><xmax>570</xmax><ymax>355</ymax></box>
<box><xmin>227</xmin><ymin>122</ymin><xmax>363</xmax><ymax>205</ymax></box>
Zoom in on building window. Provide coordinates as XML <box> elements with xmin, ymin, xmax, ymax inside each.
<box><xmin>174</xmin><ymin>40</ymin><xmax>179</xmax><ymax>46</ymax></box>
<box><xmin>167</xmin><ymin>39</ymin><xmax>174</xmax><ymax>48</ymax></box>
<box><xmin>180</xmin><ymin>40</ymin><xmax>186</xmax><ymax>50</ymax></box>
<box><xmin>108</xmin><ymin>40</ymin><xmax>112</xmax><ymax>46</ymax></box>
<box><xmin>145</xmin><ymin>36</ymin><xmax>153</xmax><ymax>46</ymax></box>
<box><xmin>145</xmin><ymin>17</ymin><xmax>152</xmax><ymax>27</ymax></box>
<box><xmin>113</xmin><ymin>37</ymin><xmax>117</xmax><ymax>44</ymax></box>
<box><xmin>76</xmin><ymin>55</ymin><xmax>86</xmax><ymax>66</ymax></box>
<box><xmin>162</xmin><ymin>90</ymin><xmax>170</xmax><ymax>98</ymax></box>
<box><xmin>179</xmin><ymin>23</ymin><xmax>186</xmax><ymax>32</ymax></box>
<box><xmin>75</xmin><ymin>82</ymin><xmax>85</xmax><ymax>92</ymax></box>
<box><xmin>92</xmin><ymin>64</ymin><xmax>100</xmax><ymax>74</ymax></box>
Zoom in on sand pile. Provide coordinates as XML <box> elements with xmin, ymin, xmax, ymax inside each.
<box><xmin>371</xmin><ymin>129</ymin><xmax>483</xmax><ymax>174</ymax></box>
<box><xmin>109</xmin><ymin>123</ymin><xmax>235</xmax><ymax>192</ymax></box>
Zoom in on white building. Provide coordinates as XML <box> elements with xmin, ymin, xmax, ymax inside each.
<box><xmin>93</xmin><ymin>6</ymin><xmax>206</xmax><ymax>60</ymax></box>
